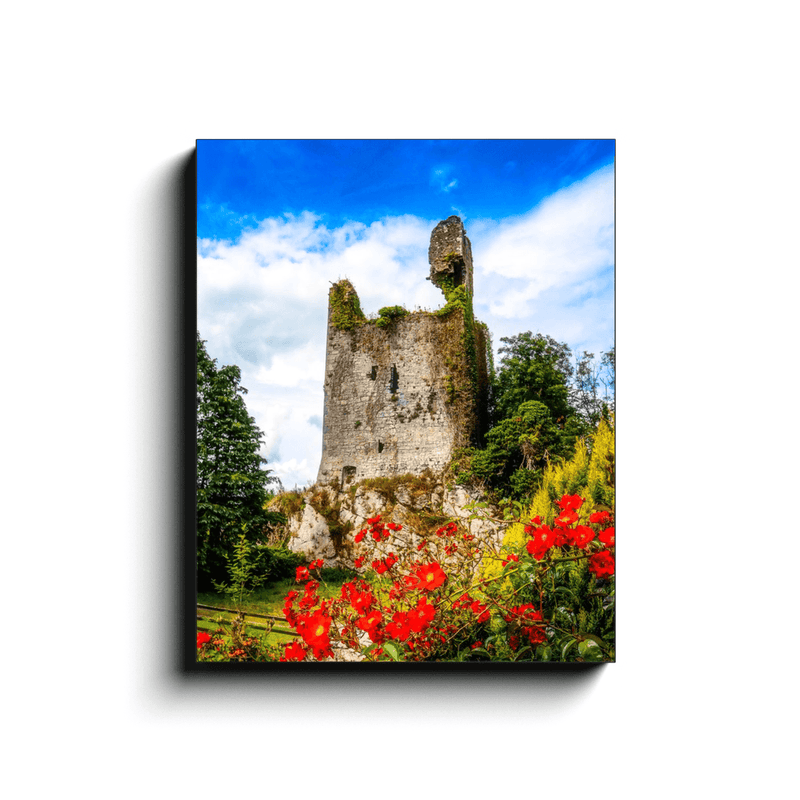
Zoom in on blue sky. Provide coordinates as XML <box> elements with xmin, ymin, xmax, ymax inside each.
<box><xmin>197</xmin><ymin>139</ymin><xmax>615</xmax><ymax>488</ymax></box>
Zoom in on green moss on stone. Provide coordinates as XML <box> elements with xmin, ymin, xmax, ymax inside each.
<box><xmin>375</xmin><ymin>305</ymin><xmax>409</xmax><ymax>329</ymax></box>
<box><xmin>330</xmin><ymin>279</ymin><xmax>367</xmax><ymax>331</ymax></box>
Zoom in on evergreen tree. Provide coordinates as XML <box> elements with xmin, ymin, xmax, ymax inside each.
<box><xmin>469</xmin><ymin>400</ymin><xmax>568</xmax><ymax>499</ymax></box>
<box><xmin>196</xmin><ymin>332</ymin><xmax>282</xmax><ymax>589</ymax></box>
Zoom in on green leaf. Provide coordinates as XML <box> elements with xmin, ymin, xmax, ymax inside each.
<box><xmin>382</xmin><ymin>641</ymin><xmax>402</xmax><ymax>661</ymax></box>
<box><xmin>583</xmin><ymin>634</ymin><xmax>606</xmax><ymax>649</ymax></box>
<box><xmin>578</xmin><ymin>639</ymin><xmax>604</xmax><ymax>661</ymax></box>
<box><xmin>561</xmin><ymin>638</ymin><xmax>577</xmax><ymax>660</ymax></box>
<box><xmin>535</xmin><ymin>644</ymin><xmax>552</xmax><ymax>661</ymax></box>
<box><xmin>513</xmin><ymin>645</ymin><xmax>533</xmax><ymax>662</ymax></box>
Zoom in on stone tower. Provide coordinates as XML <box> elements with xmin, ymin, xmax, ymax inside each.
<box><xmin>428</xmin><ymin>214</ymin><xmax>474</xmax><ymax>297</ymax></box>
<box><xmin>315</xmin><ymin>217</ymin><xmax>489</xmax><ymax>487</ymax></box>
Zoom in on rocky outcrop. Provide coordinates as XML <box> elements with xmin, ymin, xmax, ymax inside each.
<box><xmin>287</xmin><ymin>504</ymin><xmax>337</xmax><ymax>564</ymax></box>
<box><xmin>282</xmin><ymin>478</ymin><xmax>504</xmax><ymax>568</ymax></box>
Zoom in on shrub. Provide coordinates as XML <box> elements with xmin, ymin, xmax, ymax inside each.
<box><xmin>253</xmin><ymin>545</ymin><xmax>305</xmax><ymax>582</ymax></box>
<box><xmin>452</xmin><ymin>400</ymin><xmax>577</xmax><ymax>501</ymax></box>
<box><xmin>375</xmin><ymin>305</ymin><xmax>409</xmax><ymax>328</ymax></box>
<box><xmin>485</xmin><ymin>415</ymin><xmax>615</xmax><ymax>585</ymax></box>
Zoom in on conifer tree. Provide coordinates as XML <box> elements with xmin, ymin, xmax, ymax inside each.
<box><xmin>196</xmin><ymin>332</ymin><xmax>282</xmax><ymax>589</ymax></box>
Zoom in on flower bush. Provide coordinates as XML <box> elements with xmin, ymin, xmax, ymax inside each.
<box><xmin>276</xmin><ymin>496</ymin><xmax>614</xmax><ymax>663</ymax></box>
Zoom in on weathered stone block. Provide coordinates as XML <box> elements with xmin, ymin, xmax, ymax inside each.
<box><xmin>288</xmin><ymin>504</ymin><xmax>336</xmax><ymax>561</ymax></box>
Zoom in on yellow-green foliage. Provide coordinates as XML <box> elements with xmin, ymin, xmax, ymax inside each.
<box><xmin>483</xmin><ymin>417</ymin><xmax>615</xmax><ymax>584</ymax></box>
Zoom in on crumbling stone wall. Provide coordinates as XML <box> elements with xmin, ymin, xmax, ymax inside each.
<box><xmin>316</xmin><ymin>217</ymin><xmax>487</xmax><ymax>486</ymax></box>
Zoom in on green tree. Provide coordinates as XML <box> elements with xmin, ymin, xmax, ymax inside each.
<box><xmin>469</xmin><ymin>400</ymin><xmax>562</xmax><ymax>498</ymax></box>
<box><xmin>197</xmin><ymin>333</ymin><xmax>283</xmax><ymax>590</ymax></box>
<box><xmin>454</xmin><ymin>332</ymin><xmax>599</xmax><ymax>501</ymax></box>
<box><xmin>493</xmin><ymin>332</ymin><xmax>575</xmax><ymax>423</ymax></box>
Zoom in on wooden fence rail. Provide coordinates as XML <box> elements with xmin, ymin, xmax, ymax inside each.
<box><xmin>196</xmin><ymin>604</ymin><xmax>297</xmax><ymax>637</ymax></box>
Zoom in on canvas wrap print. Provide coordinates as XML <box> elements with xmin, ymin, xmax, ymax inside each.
<box><xmin>196</xmin><ymin>139</ymin><xmax>615</xmax><ymax>664</ymax></box>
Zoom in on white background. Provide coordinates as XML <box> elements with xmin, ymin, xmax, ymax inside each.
<box><xmin>3</xmin><ymin>2</ymin><xmax>797</xmax><ymax>797</ymax></box>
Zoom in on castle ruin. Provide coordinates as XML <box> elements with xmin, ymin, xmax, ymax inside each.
<box><xmin>316</xmin><ymin>216</ymin><xmax>490</xmax><ymax>487</ymax></box>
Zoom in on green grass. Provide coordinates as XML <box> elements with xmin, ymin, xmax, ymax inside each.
<box><xmin>197</xmin><ymin>569</ymin><xmax>358</xmax><ymax>645</ymax></box>
<box><xmin>196</xmin><ymin>615</ymin><xmax>292</xmax><ymax>648</ymax></box>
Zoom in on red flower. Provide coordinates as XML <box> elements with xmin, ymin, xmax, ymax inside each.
<box><xmin>573</xmin><ymin>525</ymin><xmax>596</xmax><ymax>549</ymax></box>
<box><xmin>354</xmin><ymin>530</ymin><xmax>366</xmax><ymax>543</ymax></box>
<box><xmin>386</xmin><ymin>611</ymin><xmax>411</xmax><ymax>642</ymax></box>
<box><xmin>526</xmin><ymin>526</ymin><xmax>556</xmax><ymax>560</ymax></box>
<box><xmin>281</xmin><ymin>641</ymin><xmax>307</xmax><ymax>662</ymax></box>
<box><xmin>283</xmin><ymin>591</ymin><xmax>298</xmax><ymax>625</ymax></box>
<box><xmin>372</xmin><ymin>558</ymin><xmax>389</xmax><ymax>574</ymax></box>
<box><xmin>599</xmin><ymin>527</ymin><xmax>615</xmax><ymax>546</ymax></box>
<box><xmin>590</xmin><ymin>510</ymin><xmax>612</xmax><ymax>525</ymax></box>
<box><xmin>348</xmin><ymin>588</ymin><xmax>374</xmax><ymax>615</ymax></box>
<box><xmin>553</xmin><ymin>527</ymin><xmax>573</xmax><ymax>547</ymax></box>
<box><xmin>414</xmin><ymin>562</ymin><xmax>447</xmax><ymax>591</ymax></box>
<box><xmin>471</xmin><ymin>641</ymin><xmax>483</xmax><ymax>650</ymax></box>
<box><xmin>354</xmin><ymin>556</ymin><xmax>365</xmax><ymax>569</ymax></box>
<box><xmin>556</xmin><ymin>494</ymin><xmax>584</xmax><ymax>513</ymax></box>
<box><xmin>197</xmin><ymin>631</ymin><xmax>211</xmax><ymax>649</ymax></box>
<box><xmin>521</xmin><ymin>626</ymin><xmax>548</xmax><ymax>645</ymax></box>
<box><xmin>504</xmin><ymin>604</ymin><xmax>542</xmax><ymax>623</ymax></box>
<box><xmin>297</xmin><ymin>609</ymin><xmax>333</xmax><ymax>658</ymax></box>
<box><xmin>470</xmin><ymin>600</ymin><xmax>490</xmax><ymax>623</ymax></box>
<box><xmin>357</xmin><ymin>609</ymin><xmax>384</xmax><ymax>642</ymax></box>
<box><xmin>298</xmin><ymin>580</ymin><xmax>319</xmax><ymax>609</ymax></box>
<box><xmin>554</xmin><ymin>509</ymin><xmax>579</xmax><ymax>528</ymax></box>
<box><xmin>309</xmin><ymin>559</ymin><xmax>324</xmax><ymax>570</ymax></box>
<box><xmin>502</xmin><ymin>553</ymin><xmax>519</xmax><ymax>567</ymax></box>
<box><xmin>367</xmin><ymin>515</ymin><xmax>381</xmax><ymax>525</ymax></box>
<box><xmin>296</xmin><ymin>565</ymin><xmax>310</xmax><ymax>582</ymax></box>
<box><xmin>385</xmin><ymin>552</ymin><xmax>398</xmax><ymax>568</ymax></box>
<box><xmin>503</xmin><ymin>604</ymin><xmax>546</xmax><ymax>645</ymax></box>
<box><xmin>407</xmin><ymin>597</ymin><xmax>436</xmax><ymax>633</ymax></box>
<box><xmin>588</xmin><ymin>550</ymin><xmax>615</xmax><ymax>579</ymax></box>
<box><xmin>403</xmin><ymin>574</ymin><xmax>420</xmax><ymax>590</ymax></box>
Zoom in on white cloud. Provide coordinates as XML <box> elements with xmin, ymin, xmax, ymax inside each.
<box><xmin>472</xmin><ymin>164</ymin><xmax>614</xmax><ymax>358</ymax></box>
<box><xmin>431</xmin><ymin>166</ymin><xmax>459</xmax><ymax>193</ymax></box>
<box><xmin>476</xmin><ymin>164</ymin><xmax>614</xmax><ymax>288</ymax></box>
